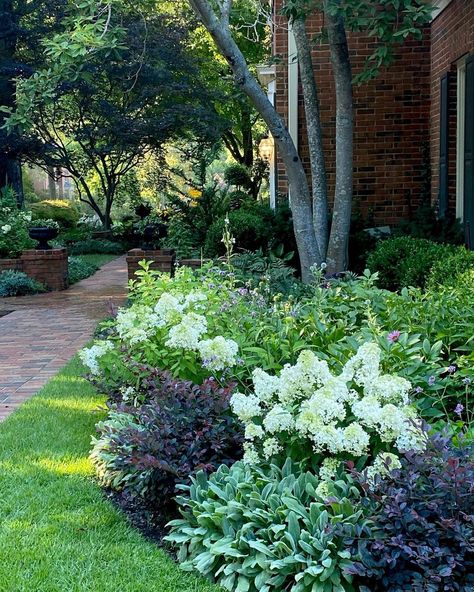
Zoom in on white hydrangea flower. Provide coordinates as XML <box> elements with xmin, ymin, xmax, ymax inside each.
<box><xmin>315</xmin><ymin>480</ymin><xmax>331</xmax><ymax>499</ymax></box>
<box><xmin>252</xmin><ymin>368</ymin><xmax>280</xmax><ymax>402</ymax></box>
<box><xmin>319</xmin><ymin>458</ymin><xmax>341</xmax><ymax>482</ymax></box>
<box><xmin>366</xmin><ymin>374</ymin><xmax>412</xmax><ymax>405</ymax></box>
<box><xmin>351</xmin><ymin>395</ymin><xmax>383</xmax><ymax>427</ymax></box>
<box><xmin>312</xmin><ymin>424</ymin><xmax>345</xmax><ymax>454</ymax></box>
<box><xmin>230</xmin><ymin>393</ymin><xmax>262</xmax><ymax>422</ymax></box>
<box><xmin>198</xmin><ymin>336</ymin><xmax>238</xmax><ymax>371</ymax></box>
<box><xmin>154</xmin><ymin>292</ymin><xmax>184</xmax><ymax>324</ymax></box>
<box><xmin>342</xmin><ymin>342</ymin><xmax>381</xmax><ymax>386</ymax></box>
<box><xmin>395</xmin><ymin>419</ymin><xmax>427</xmax><ymax>452</ymax></box>
<box><xmin>244</xmin><ymin>424</ymin><xmax>265</xmax><ymax>440</ymax></box>
<box><xmin>343</xmin><ymin>422</ymin><xmax>370</xmax><ymax>456</ymax></box>
<box><xmin>263</xmin><ymin>404</ymin><xmax>294</xmax><ymax>434</ymax></box>
<box><xmin>165</xmin><ymin>313</ymin><xmax>207</xmax><ymax>350</ymax></box>
<box><xmin>79</xmin><ymin>340</ymin><xmax>114</xmax><ymax>375</ymax></box>
<box><xmin>262</xmin><ymin>437</ymin><xmax>281</xmax><ymax>459</ymax></box>
<box><xmin>183</xmin><ymin>291</ymin><xmax>208</xmax><ymax>309</ymax></box>
<box><xmin>1</xmin><ymin>224</ymin><xmax>11</xmax><ymax>233</ymax></box>
<box><xmin>377</xmin><ymin>404</ymin><xmax>407</xmax><ymax>441</ymax></box>
<box><xmin>242</xmin><ymin>442</ymin><xmax>260</xmax><ymax>465</ymax></box>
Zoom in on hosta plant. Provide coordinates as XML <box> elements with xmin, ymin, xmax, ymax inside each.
<box><xmin>90</xmin><ymin>369</ymin><xmax>243</xmax><ymax>514</ymax></box>
<box><xmin>166</xmin><ymin>459</ymin><xmax>367</xmax><ymax>592</ymax></box>
<box><xmin>344</xmin><ymin>432</ymin><xmax>474</xmax><ymax>591</ymax></box>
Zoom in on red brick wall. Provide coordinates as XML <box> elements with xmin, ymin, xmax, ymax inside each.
<box><xmin>21</xmin><ymin>249</ymin><xmax>69</xmax><ymax>291</ymax></box>
<box><xmin>431</xmin><ymin>0</ymin><xmax>474</xmax><ymax>210</ymax></box>
<box><xmin>273</xmin><ymin>4</ymin><xmax>431</xmax><ymax>225</ymax></box>
<box><xmin>0</xmin><ymin>249</ymin><xmax>69</xmax><ymax>291</ymax></box>
<box><xmin>126</xmin><ymin>249</ymin><xmax>176</xmax><ymax>282</ymax></box>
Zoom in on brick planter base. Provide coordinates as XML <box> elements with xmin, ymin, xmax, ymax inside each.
<box><xmin>126</xmin><ymin>249</ymin><xmax>176</xmax><ymax>282</ymax></box>
<box><xmin>0</xmin><ymin>248</ymin><xmax>69</xmax><ymax>291</ymax></box>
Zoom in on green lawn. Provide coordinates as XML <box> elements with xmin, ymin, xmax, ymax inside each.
<box><xmin>78</xmin><ymin>253</ymin><xmax>119</xmax><ymax>267</ymax></box>
<box><xmin>0</xmin><ymin>358</ymin><xmax>221</xmax><ymax>592</ymax></box>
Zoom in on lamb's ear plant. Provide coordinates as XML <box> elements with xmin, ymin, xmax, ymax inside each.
<box><xmin>165</xmin><ymin>459</ymin><xmax>367</xmax><ymax>592</ymax></box>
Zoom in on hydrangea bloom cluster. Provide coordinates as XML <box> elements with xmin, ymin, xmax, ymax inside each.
<box><xmin>81</xmin><ymin>283</ymin><xmax>238</xmax><ymax>376</ymax></box>
<box><xmin>79</xmin><ymin>341</ymin><xmax>114</xmax><ymax>375</ymax></box>
<box><xmin>230</xmin><ymin>343</ymin><xmax>425</xmax><ymax>466</ymax></box>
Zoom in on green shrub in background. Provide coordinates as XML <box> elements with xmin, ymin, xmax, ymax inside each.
<box><xmin>69</xmin><ymin>239</ymin><xmax>124</xmax><ymax>255</ymax></box>
<box><xmin>0</xmin><ymin>270</ymin><xmax>45</xmax><ymax>297</ymax></box>
<box><xmin>366</xmin><ymin>237</ymin><xmax>454</xmax><ymax>290</ymax></box>
<box><xmin>166</xmin><ymin>460</ymin><xmax>362</xmax><ymax>592</ymax></box>
<box><xmin>427</xmin><ymin>245</ymin><xmax>474</xmax><ymax>289</ymax></box>
<box><xmin>68</xmin><ymin>256</ymin><xmax>99</xmax><ymax>284</ymax></box>
<box><xmin>30</xmin><ymin>199</ymin><xmax>80</xmax><ymax>228</ymax></box>
<box><xmin>162</xmin><ymin>216</ymin><xmax>200</xmax><ymax>259</ymax></box>
<box><xmin>0</xmin><ymin>187</ymin><xmax>33</xmax><ymax>258</ymax></box>
<box><xmin>395</xmin><ymin>203</ymin><xmax>464</xmax><ymax>245</ymax></box>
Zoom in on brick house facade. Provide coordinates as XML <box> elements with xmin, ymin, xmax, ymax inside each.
<box><xmin>270</xmin><ymin>0</ymin><xmax>474</xmax><ymax>244</ymax></box>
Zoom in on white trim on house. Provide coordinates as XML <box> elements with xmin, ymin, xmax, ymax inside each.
<box><xmin>256</xmin><ymin>65</ymin><xmax>277</xmax><ymax>209</ymax></box>
<box><xmin>456</xmin><ymin>56</ymin><xmax>468</xmax><ymax>220</ymax></box>
<box><xmin>431</xmin><ymin>0</ymin><xmax>453</xmax><ymax>21</ymax></box>
<box><xmin>288</xmin><ymin>26</ymin><xmax>298</xmax><ymax>150</ymax></box>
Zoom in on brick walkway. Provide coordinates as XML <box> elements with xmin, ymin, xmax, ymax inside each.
<box><xmin>0</xmin><ymin>256</ymin><xmax>128</xmax><ymax>421</ymax></box>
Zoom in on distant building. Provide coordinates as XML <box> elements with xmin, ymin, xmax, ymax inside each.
<box><xmin>24</xmin><ymin>165</ymin><xmax>75</xmax><ymax>200</ymax></box>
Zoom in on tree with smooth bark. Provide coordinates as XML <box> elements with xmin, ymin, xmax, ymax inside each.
<box><xmin>187</xmin><ymin>0</ymin><xmax>433</xmax><ymax>277</ymax></box>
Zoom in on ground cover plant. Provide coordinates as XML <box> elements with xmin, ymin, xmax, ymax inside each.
<box><xmin>345</xmin><ymin>432</ymin><xmax>474</xmax><ymax>591</ymax></box>
<box><xmin>0</xmin><ymin>270</ymin><xmax>45</xmax><ymax>297</ymax></box>
<box><xmin>0</xmin><ymin>357</ymin><xmax>222</xmax><ymax>592</ymax></box>
<box><xmin>68</xmin><ymin>254</ymin><xmax>117</xmax><ymax>284</ymax></box>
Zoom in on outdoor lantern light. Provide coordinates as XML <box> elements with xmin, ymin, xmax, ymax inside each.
<box><xmin>259</xmin><ymin>136</ymin><xmax>274</xmax><ymax>162</ymax></box>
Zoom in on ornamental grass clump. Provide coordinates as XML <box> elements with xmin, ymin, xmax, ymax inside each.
<box><xmin>231</xmin><ymin>342</ymin><xmax>426</xmax><ymax>487</ymax></box>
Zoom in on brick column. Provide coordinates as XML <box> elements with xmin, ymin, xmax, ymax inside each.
<box><xmin>126</xmin><ymin>249</ymin><xmax>176</xmax><ymax>282</ymax></box>
<box><xmin>21</xmin><ymin>248</ymin><xmax>69</xmax><ymax>291</ymax></box>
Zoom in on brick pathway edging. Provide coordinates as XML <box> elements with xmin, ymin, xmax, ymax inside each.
<box><xmin>0</xmin><ymin>256</ymin><xmax>128</xmax><ymax>421</ymax></box>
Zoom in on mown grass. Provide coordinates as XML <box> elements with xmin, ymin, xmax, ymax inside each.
<box><xmin>0</xmin><ymin>357</ymin><xmax>221</xmax><ymax>592</ymax></box>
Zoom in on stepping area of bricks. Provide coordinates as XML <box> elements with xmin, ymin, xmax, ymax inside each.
<box><xmin>0</xmin><ymin>256</ymin><xmax>128</xmax><ymax>421</ymax></box>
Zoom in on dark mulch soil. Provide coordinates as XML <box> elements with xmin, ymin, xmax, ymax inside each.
<box><xmin>104</xmin><ymin>488</ymin><xmax>174</xmax><ymax>550</ymax></box>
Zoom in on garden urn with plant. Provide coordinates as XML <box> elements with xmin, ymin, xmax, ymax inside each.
<box><xmin>28</xmin><ymin>219</ymin><xmax>60</xmax><ymax>250</ymax></box>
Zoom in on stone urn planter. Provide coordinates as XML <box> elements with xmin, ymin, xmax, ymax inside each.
<box><xmin>28</xmin><ymin>227</ymin><xmax>59</xmax><ymax>250</ymax></box>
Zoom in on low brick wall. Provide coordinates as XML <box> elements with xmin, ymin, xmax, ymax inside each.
<box><xmin>126</xmin><ymin>249</ymin><xmax>176</xmax><ymax>281</ymax></box>
<box><xmin>0</xmin><ymin>248</ymin><xmax>69</xmax><ymax>291</ymax></box>
<box><xmin>0</xmin><ymin>258</ymin><xmax>23</xmax><ymax>273</ymax></box>
<box><xmin>179</xmin><ymin>259</ymin><xmax>211</xmax><ymax>269</ymax></box>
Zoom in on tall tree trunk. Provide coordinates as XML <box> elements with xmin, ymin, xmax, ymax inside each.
<box><xmin>189</xmin><ymin>0</ymin><xmax>321</xmax><ymax>281</ymax></box>
<box><xmin>0</xmin><ymin>0</ymin><xmax>23</xmax><ymax>207</ymax></box>
<box><xmin>324</xmin><ymin>0</ymin><xmax>353</xmax><ymax>275</ymax></box>
<box><xmin>292</xmin><ymin>17</ymin><xmax>329</xmax><ymax>261</ymax></box>
<box><xmin>48</xmin><ymin>165</ymin><xmax>57</xmax><ymax>199</ymax></box>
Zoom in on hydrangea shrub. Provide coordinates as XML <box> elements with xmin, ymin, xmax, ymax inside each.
<box><xmin>231</xmin><ymin>343</ymin><xmax>426</xmax><ymax>485</ymax></box>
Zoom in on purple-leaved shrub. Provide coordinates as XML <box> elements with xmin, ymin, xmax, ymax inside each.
<box><xmin>344</xmin><ymin>432</ymin><xmax>474</xmax><ymax>591</ymax></box>
<box><xmin>90</xmin><ymin>367</ymin><xmax>243</xmax><ymax>515</ymax></box>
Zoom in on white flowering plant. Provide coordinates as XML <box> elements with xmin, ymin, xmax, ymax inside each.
<box><xmin>0</xmin><ymin>188</ymin><xmax>33</xmax><ymax>258</ymax></box>
<box><xmin>81</xmin><ymin>262</ymin><xmax>267</xmax><ymax>386</ymax></box>
<box><xmin>231</xmin><ymin>342</ymin><xmax>426</xmax><ymax>490</ymax></box>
